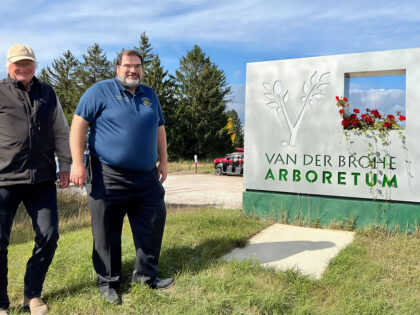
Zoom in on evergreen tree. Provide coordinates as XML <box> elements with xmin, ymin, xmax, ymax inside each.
<box><xmin>134</xmin><ymin>32</ymin><xmax>156</xmax><ymax>75</ymax></box>
<box><xmin>45</xmin><ymin>50</ymin><xmax>81</xmax><ymax>124</ymax></box>
<box><xmin>37</xmin><ymin>67</ymin><xmax>52</xmax><ymax>85</ymax></box>
<box><xmin>143</xmin><ymin>55</ymin><xmax>167</xmax><ymax>92</ymax></box>
<box><xmin>175</xmin><ymin>45</ymin><xmax>232</xmax><ymax>158</ymax></box>
<box><xmin>134</xmin><ymin>32</ymin><xmax>180</xmax><ymax>159</ymax></box>
<box><xmin>78</xmin><ymin>43</ymin><xmax>114</xmax><ymax>91</ymax></box>
<box><xmin>144</xmin><ymin>55</ymin><xmax>179</xmax><ymax>159</ymax></box>
<box><xmin>226</xmin><ymin>109</ymin><xmax>244</xmax><ymax>148</ymax></box>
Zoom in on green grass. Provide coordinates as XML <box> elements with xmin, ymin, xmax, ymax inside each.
<box><xmin>168</xmin><ymin>160</ymin><xmax>215</xmax><ymax>175</ymax></box>
<box><xmin>10</xmin><ymin>190</ymin><xmax>91</xmax><ymax>245</ymax></box>
<box><xmin>314</xmin><ymin>229</ymin><xmax>420</xmax><ymax>314</ymax></box>
<box><xmin>6</xmin><ymin>193</ymin><xmax>420</xmax><ymax>314</ymax></box>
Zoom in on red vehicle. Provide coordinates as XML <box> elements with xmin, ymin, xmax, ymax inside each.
<box><xmin>214</xmin><ymin>149</ymin><xmax>244</xmax><ymax>176</ymax></box>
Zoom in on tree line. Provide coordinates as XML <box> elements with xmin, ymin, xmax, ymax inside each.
<box><xmin>37</xmin><ymin>32</ymin><xmax>244</xmax><ymax>160</ymax></box>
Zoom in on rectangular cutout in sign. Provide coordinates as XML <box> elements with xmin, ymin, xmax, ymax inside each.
<box><xmin>339</xmin><ymin>70</ymin><xmax>406</xmax><ymax>130</ymax></box>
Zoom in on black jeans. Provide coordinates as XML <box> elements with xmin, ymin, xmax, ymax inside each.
<box><xmin>0</xmin><ymin>182</ymin><xmax>59</xmax><ymax>310</ymax></box>
<box><xmin>87</xmin><ymin>156</ymin><xmax>166</xmax><ymax>287</ymax></box>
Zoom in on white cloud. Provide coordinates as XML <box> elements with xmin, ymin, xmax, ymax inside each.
<box><xmin>234</xmin><ymin>70</ymin><xmax>243</xmax><ymax>79</ymax></box>
<box><xmin>349</xmin><ymin>88</ymin><xmax>406</xmax><ymax>115</ymax></box>
<box><xmin>226</xmin><ymin>102</ymin><xmax>245</xmax><ymax>126</ymax></box>
<box><xmin>230</xmin><ymin>84</ymin><xmax>245</xmax><ymax>104</ymax></box>
<box><xmin>2</xmin><ymin>0</ymin><xmax>420</xmax><ymax>85</ymax></box>
<box><xmin>227</xmin><ymin>84</ymin><xmax>246</xmax><ymax>124</ymax></box>
<box><xmin>3</xmin><ymin>1</ymin><xmax>420</xmax><ymax>48</ymax></box>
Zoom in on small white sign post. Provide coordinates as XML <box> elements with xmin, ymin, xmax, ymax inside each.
<box><xmin>194</xmin><ymin>155</ymin><xmax>198</xmax><ymax>173</ymax></box>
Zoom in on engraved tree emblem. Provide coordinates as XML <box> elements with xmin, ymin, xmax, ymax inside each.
<box><xmin>263</xmin><ymin>71</ymin><xmax>329</xmax><ymax>146</ymax></box>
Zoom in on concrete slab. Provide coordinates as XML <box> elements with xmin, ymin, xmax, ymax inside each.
<box><xmin>163</xmin><ymin>174</ymin><xmax>243</xmax><ymax>209</ymax></box>
<box><xmin>223</xmin><ymin>223</ymin><xmax>354</xmax><ymax>279</ymax></box>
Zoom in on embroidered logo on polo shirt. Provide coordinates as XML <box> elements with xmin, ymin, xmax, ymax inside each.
<box><xmin>115</xmin><ymin>95</ymin><xmax>130</xmax><ymax>102</ymax></box>
<box><xmin>141</xmin><ymin>97</ymin><xmax>151</xmax><ymax>106</ymax></box>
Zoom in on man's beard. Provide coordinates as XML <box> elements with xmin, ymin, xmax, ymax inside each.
<box><xmin>118</xmin><ymin>75</ymin><xmax>141</xmax><ymax>89</ymax></box>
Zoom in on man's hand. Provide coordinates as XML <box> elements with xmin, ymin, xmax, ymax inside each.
<box><xmin>157</xmin><ymin>125</ymin><xmax>168</xmax><ymax>184</ymax></box>
<box><xmin>69</xmin><ymin>114</ymin><xmax>89</xmax><ymax>189</ymax></box>
<box><xmin>157</xmin><ymin>161</ymin><xmax>168</xmax><ymax>183</ymax></box>
<box><xmin>70</xmin><ymin>163</ymin><xmax>87</xmax><ymax>189</ymax></box>
<box><xmin>59</xmin><ymin>171</ymin><xmax>70</xmax><ymax>188</ymax></box>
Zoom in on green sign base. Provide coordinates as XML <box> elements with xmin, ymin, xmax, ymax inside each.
<box><xmin>243</xmin><ymin>190</ymin><xmax>420</xmax><ymax>231</ymax></box>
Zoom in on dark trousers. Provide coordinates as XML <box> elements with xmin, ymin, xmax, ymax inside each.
<box><xmin>87</xmin><ymin>156</ymin><xmax>166</xmax><ymax>287</ymax></box>
<box><xmin>0</xmin><ymin>182</ymin><xmax>59</xmax><ymax>310</ymax></box>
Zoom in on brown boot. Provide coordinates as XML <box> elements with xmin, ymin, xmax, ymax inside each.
<box><xmin>24</xmin><ymin>297</ymin><xmax>48</xmax><ymax>315</ymax></box>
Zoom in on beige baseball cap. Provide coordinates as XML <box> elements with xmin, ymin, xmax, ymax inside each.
<box><xmin>6</xmin><ymin>44</ymin><xmax>36</xmax><ymax>63</ymax></box>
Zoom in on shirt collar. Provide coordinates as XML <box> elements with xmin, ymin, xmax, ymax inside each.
<box><xmin>7</xmin><ymin>75</ymin><xmax>39</xmax><ymax>91</ymax></box>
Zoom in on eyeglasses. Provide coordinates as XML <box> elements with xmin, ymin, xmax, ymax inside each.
<box><xmin>121</xmin><ymin>64</ymin><xmax>142</xmax><ymax>70</ymax></box>
<box><xmin>13</xmin><ymin>60</ymin><xmax>35</xmax><ymax>67</ymax></box>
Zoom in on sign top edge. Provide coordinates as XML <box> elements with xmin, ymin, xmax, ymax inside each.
<box><xmin>246</xmin><ymin>47</ymin><xmax>420</xmax><ymax>66</ymax></box>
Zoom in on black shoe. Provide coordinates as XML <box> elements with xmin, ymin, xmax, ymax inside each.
<box><xmin>99</xmin><ymin>285</ymin><xmax>121</xmax><ymax>304</ymax></box>
<box><xmin>148</xmin><ymin>277</ymin><xmax>175</xmax><ymax>290</ymax></box>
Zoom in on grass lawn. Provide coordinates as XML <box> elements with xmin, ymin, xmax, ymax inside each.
<box><xmin>167</xmin><ymin>160</ymin><xmax>215</xmax><ymax>175</ymax></box>
<box><xmin>6</xmin><ymin>192</ymin><xmax>420</xmax><ymax>314</ymax></box>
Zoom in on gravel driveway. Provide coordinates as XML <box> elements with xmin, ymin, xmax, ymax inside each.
<box><xmin>163</xmin><ymin>174</ymin><xmax>243</xmax><ymax>209</ymax></box>
<box><xmin>63</xmin><ymin>173</ymin><xmax>243</xmax><ymax>209</ymax></box>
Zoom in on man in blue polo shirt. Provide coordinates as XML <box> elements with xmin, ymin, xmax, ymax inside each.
<box><xmin>69</xmin><ymin>49</ymin><xmax>173</xmax><ymax>304</ymax></box>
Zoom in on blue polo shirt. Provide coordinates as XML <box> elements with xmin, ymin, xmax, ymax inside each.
<box><xmin>75</xmin><ymin>78</ymin><xmax>165</xmax><ymax>172</ymax></box>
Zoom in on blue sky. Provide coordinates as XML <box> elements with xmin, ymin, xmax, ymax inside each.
<box><xmin>349</xmin><ymin>75</ymin><xmax>406</xmax><ymax>118</ymax></box>
<box><xmin>1</xmin><ymin>0</ymin><xmax>419</xmax><ymax>123</ymax></box>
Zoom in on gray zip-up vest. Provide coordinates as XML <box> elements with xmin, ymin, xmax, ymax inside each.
<box><xmin>0</xmin><ymin>76</ymin><xmax>57</xmax><ymax>185</ymax></box>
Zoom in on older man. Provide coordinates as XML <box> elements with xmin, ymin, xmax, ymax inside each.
<box><xmin>0</xmin><ymin>44</ymin><xmax>71</xmax><ymax>315</ymax></box>
<box><xmin>70</xmin><ymin>49</ymin><xmax>173</xmax><ymax>304</ymax></box>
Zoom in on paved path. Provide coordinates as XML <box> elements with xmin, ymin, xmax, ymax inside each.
<box><xmin>163</xmin><ymin>174</ymin><xmax>243</xmax><ymax>208</ymax></box>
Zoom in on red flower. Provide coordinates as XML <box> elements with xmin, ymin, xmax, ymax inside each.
<box><xmin>351</xmin><ymin>118</ymin><xmax>360</xmax><ymax>127</ymax></box>
<box><xmin>361</xmin><ymin>114</ymin><xmax>367</xmax><ymax>119</ymax></box>
<box><xmin>365</xmin><ymin>117</ymin><xmax>373</xmax><ymax>123</ymax></box>
<box><xmin>371</xmin><ymin>109</ymin><xmax>381</xmax><ymax>118</ymax></box>
<box><xmin>399</xmin><ymin>115</ymin><xmax>406</xmax><ymax>121</ymax></box>
<box><xmin>387</xmin><ymin>114</ymin><xmax>395</xmax><ymax>121</ymax></box>
<box><xmin>384</xmin><ymin>122</ymin><xmax>392</xmax><ymax>129</ymax></box>
<box><xmin>339</xmin><ymin>109</ymin><xmax>345</xmax><ymax>114</ymax></box>
<box><xmin>341</xmin><ymin>119</ymin><xmax>350</xmax><ymax>128</ymax></box>
<box><xmin>353</xmin><ymin>108</ymin><xmax>360</xmax><ymax>114</ymax></box>
<box><xmin>343</xmin><ymin>97</ymin><xmax>348</xmax><ymax>102</ymax></box>
<box><xmin>336</xmin><ymin>96</ymin><xmax>340</xmax><ymax>101</ymax></box>
<box><xmin>366</xmin><ymin>108</ymin><xmax>370</xmax><ymax>112</ymax></box>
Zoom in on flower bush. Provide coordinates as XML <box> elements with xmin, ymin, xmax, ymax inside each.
<box><xmin>336</xmin><ymin>96</ymin><xmax>406</xmax><ymax>131</ymax></box>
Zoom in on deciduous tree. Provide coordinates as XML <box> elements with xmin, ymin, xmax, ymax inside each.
<box><xmin>226</xmin><ymin>109</ymin><xmax>244</xmax><ymax>148</ymax></box>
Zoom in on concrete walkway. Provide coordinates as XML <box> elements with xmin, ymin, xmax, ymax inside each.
<box><xmin>163</xmin><ymin>174</ymin><xmax>355</xmax><ymax>279</ymax></box>
<box><xmin>223</xmin><ymin>223</ymin><xmax>354</xmax><ymax>279</ymax></box>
